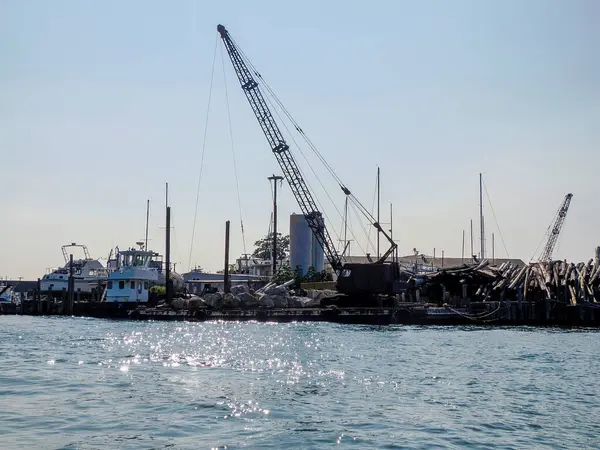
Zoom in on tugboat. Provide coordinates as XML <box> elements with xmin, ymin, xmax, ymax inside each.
<box><xmin>104</xmin><ymin>242</ymin><xmax>183</xmax><ymax>303</ymax></box>
<box><xmin>40</xmin><ymin>243</ymin><xmax>109</xmax><ymax>295</ymax></box>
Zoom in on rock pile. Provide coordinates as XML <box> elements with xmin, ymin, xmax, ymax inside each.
<box><xmin>169</xmin><ymin>281</ymin><xmax>339</xmax><ymax>311</ymax></box>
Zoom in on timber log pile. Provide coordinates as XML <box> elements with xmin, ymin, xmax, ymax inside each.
<box><xmin>423</xmin><ymin>248</ymin><xmax>600</xmax><ymax>305</ymax></box>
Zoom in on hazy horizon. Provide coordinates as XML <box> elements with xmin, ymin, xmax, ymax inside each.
<box><xmin>1</xmin><ymin>0</ymin><xmax>598</xmax><ymax>279</ymax></box>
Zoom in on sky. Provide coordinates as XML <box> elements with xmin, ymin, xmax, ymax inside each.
<box><xmin>1</xmin><ymin>0</ymin><xmax>598</xmax><ymax>279</ymax></box>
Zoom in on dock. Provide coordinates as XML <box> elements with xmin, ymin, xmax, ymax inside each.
<box><xmin>3</xmin><ymin>298</ymin><xmax>600</xmax><ymax>327</ymax></box>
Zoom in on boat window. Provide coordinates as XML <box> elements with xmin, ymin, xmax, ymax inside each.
<box><xmin>107</xmin><ymin>281</ymin><xmax>113</xmax><ymax>289</ymax></box>
<box><xmin>130</xmin><ymin>281</ymin><xmax>135</xmax><ymax>289</ymax></box>
<box><xmin>143</xmin><ymin>282</ymin><xmax>148</xmax><ymax>290</ymax></box>
<box><xmin>119</xmin><ymin>281</ymin><xmax>124</xmax><ymax>289</ymax></box>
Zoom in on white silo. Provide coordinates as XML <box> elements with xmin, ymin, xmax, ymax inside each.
<box><xmin>290</xmin><ymin>214</ymin><xmax>312</xmax><ymax>275</ymax></box>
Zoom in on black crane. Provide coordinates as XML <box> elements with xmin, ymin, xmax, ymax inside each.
<box><xmin>217</xmin><ymin>24</ymin><xmax>400</xmax><ymax>298</ymax></box>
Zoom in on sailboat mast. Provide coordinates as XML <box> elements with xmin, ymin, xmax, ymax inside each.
<box><xmin>390</xmin><ymin>202</ymin><xmax>394</xmax><ymax>262</ymax></box>
<box><xmin>479</xmin><ymin>173</ymin><xmax>485</xmax><ymax>260</ymax></box>
<box><xmin>462</xmin><ymin>229</ymin><xmax>465</xmax><ymax>264</ymax></box>
<box><xmin>470</xmin><ymin>219</ymin><xmax>474</xmax><ymax>262</ymax></box>
<box><xmin>377</xmin><ymin>166</ymin><xmax>381</xmax><ymax>259</ymax></box>
<box><xmin>144</xmin><ymin>199</ymin><xmax>150</xmax><ymax>250</ymax></box>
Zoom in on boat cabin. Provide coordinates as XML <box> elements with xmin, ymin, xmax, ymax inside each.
<box><xmin>104</xmin><ymin>248</ymin><xmax>163</xmax><ymax>303</ymax></box>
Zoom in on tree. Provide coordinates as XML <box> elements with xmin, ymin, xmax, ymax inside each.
<box><xmin>273</xmin><ymin>263</ymin><xmax>293</xmax><ymax>284</ymax></box>
<box><xmin>252</xmin><ymin>233</ymin><xmax>290</xmax><ymax>260</ymax></box>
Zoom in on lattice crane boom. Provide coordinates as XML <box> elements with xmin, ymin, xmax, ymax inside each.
<box><xmin>540</xmin><ymin>193</ymin><xmax>573</xmax><ymax>262</ymax></box>
<box><xmin>217</xmin><ymin>24</ymin><xmax>343</xmax><ymax>272</ymax></box>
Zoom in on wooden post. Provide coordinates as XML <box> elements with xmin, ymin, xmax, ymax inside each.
<box><xmin>36</xmin><ymin>278</ymin><xmax>41</xmax><ymax>314</ymax></box>
<box><xmin>224</xmin><ymin>220</ymin><xmax>231</xmax><ymax>294</ymax></box>
<box><xmin>165</xmin><ymin>205</ymin><xmax>172</xmax><ymax>303</ymax></box>
<box><xmin>517</xmin><ymin>285</ymin><xmax>523</xmax><ymax>321</ymax></box>
<box><xmin>461</xmin><ymin>230</ymin><xmax>465</xmax><ymax>264</ymax></box>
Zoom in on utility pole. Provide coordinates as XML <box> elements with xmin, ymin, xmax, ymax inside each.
<box><xmin>479</xmin><ymin>173</ymin><xmax>485</xmax><ymax>260</ymax></box>
<box><xmin>268</xmin><ymin>174</ymin><xmax>283</xmax><ymax>277</ymax></box>
<box><xmin>165</xmin><ymin>181</ymin><xmax>172</xmax><ymax>303</ymax></box>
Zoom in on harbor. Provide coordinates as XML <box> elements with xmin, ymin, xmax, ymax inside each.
<box><xmin>1</xmin><ymin>25</ymin><xmax>597</xmax><ymax>329</ymax></box>
<box><xmin>3</xmin><ymin>5</ymin><xmax>600</xmax><ymax>450</ymax></box>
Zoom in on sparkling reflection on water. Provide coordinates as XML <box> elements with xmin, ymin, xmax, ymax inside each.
<box><xmin>1</xmin><ymin>316</ymin><xmax>599</xmax><ymax>449</ymax></box>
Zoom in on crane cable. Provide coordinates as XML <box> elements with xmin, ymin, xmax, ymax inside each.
<box><xmin>259</xmin><ymin>82</ymin><xmax>358</xmax><ymax>248</ymax></box>
<box><xmin>188</xmin><ymin>34</ymin><xmax>218</xmax><ymax>272</ymax></box>
<box><xmin>347</xmin><ymin>201</ymin><xmax>369</xmax><ymax>256</ymax></box>
<box><xmin>231</xmin><ymin>37</ymin><xmax>344</xmax><ymax>186</ymax></box>
<box><xmin>228</xmin><ymin>35</ymin><xmax>376</xmax><ymax>257</ymax></box>
<box><xmin>365</xmin><ymin>173</ymin><xmax>379</xmax><ymax>254</ymax></box>
<box><xmin>482</xmin><ymin>179</ymin><xmax>510</xmax><ymax>259</ymax></box>
<box><xmin>220</xmin><ymin>44</ymin><xmax>248</xmax><ymax>258</ymax></box>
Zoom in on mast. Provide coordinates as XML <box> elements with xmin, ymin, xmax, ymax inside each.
<box><xmin>389</xmin><ymin>202</ymin><xmax>393</xmax><ymax>262</ymax></box>
<box><xmin>479</xmin><ymin>173</ymin><xmax>485</xmax><ymax>260</ymax></box>
<box><xmin>462</xmin><ymin>229</ymin><xmax>465</xmax><ymax>264</ymax></box>
<box><xmin>144</xmin><ymin>199</ymin><xmax>150</xmax><ymax>250</ymax></box>
<box><xmin>377</xmin><ymin>166</ymin><xmax>381</xmax><ymax>259</ymax></box>
<box><xmin>470</xmin><ymin>219</ymin><xmax>474</xmax><ymax>262</ymax></box>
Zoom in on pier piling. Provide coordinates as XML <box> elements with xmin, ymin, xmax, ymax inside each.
<box><xmin>224</xmin><ymin>220</ymin><xmax>231</xmax><ymax>294</ymax></box>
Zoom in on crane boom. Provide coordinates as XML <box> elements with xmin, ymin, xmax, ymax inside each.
<box><xmin>217</xmin><ymin>24</ymin><xmax>343</xmax><ymax>272</ymax></box>
<box><xmin>540</xmin><ymin>193</ymin><xmax>573</xmax><ymax>262</ymax></box>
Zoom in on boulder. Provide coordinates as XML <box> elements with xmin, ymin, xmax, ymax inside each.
<box><xmin>272</xmin><ymin>294</ymin><xmax>288</xmax><ymax>308</ymax></box>
<box><xmin>258</xmin><ymin>294</ymin><xmax>275</xmax><ymax>308</ymax></box>
<box><xmin>230</xmin><ymin>284</ymin><xmax>249</xmax><ymax>296</ymax></box>
<box><xmin>223</xmin><ymin>293</ymin><xmax>241</xmax><ymax>308</ymax></box>
<box><xmin>305</xmin><ymin>289</ymin><xmax>338</xmax><ymax>302</ymax></box>
<box><xmin>171</xmin><ymin>298</ymin><xmax>188</xmax><ymax>310</ymax></box>
<box><xmin>188</xmin><ymin>296</ymin><xmax>208</xmax><ymax>309</ymax></box>
<box><xmin>264</xmin><ymin>285</ymin><xmax>289</xmax><ymax>296</ymax></box>
<box><xmin>289</xmin><ymin>296</ymin><xmax>318</xmax><ymax>308</ymax></box>
<box><xmin>239</xmin><ymin>292</ymin><xmax>258</xmax><ymax>308</ymax></box>
<box><xmin>203</xmin><ymin>292</ymin><xmax>224</xmax><ymax>309</ymax></box>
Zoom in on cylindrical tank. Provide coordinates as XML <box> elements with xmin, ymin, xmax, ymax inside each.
<box><xmin>310</xmin><ymin>215</ymin><xmax>325</xmax><ymax>273</ymax></box>
<box><xmin>290</xmin><ymin>213</ymin><xmax>312</xmax><ymax>276</ymax></box>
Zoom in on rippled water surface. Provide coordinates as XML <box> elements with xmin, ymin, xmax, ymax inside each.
<box><xmin>1</xmin><ymin>317</ymin><xmax>599</xmax><ymax>449</ymax></box>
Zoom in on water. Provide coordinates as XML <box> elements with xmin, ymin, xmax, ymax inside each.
<box><xmin>1</xmin><ymin>317</ymin><xmax>599</xmax><ymax>449</ymax></box>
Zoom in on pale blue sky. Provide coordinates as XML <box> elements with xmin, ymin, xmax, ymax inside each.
<box><xmin>1</xmin><ymin>0</ymin><xmax>598</xmax><ymax>278</ymax></box>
